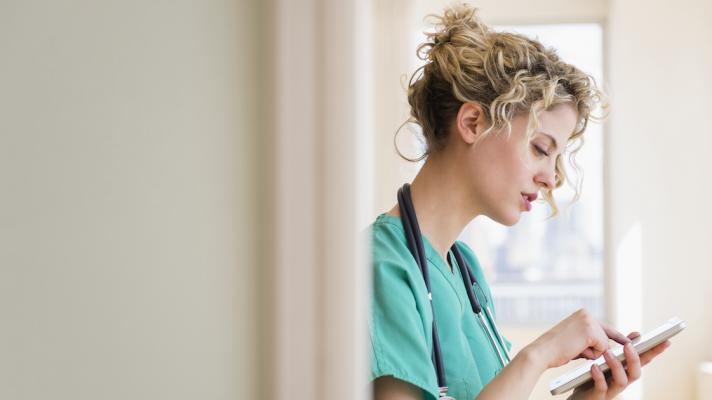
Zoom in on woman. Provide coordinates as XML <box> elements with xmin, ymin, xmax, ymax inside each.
<box><xmin>369</xmin><ymin>4</ymin><xmax>670</xmax><ymax>400</ymax></box>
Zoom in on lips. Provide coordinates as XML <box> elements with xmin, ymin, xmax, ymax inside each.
<box><xmin>522</xmin><ymin>192</ymin><xmax>538</xmax><ymax>202</ymax></box>
<box><xmin>521</xmin><ymin>192</ymin><xmax>537</xmax><ymax>212</ymax></box>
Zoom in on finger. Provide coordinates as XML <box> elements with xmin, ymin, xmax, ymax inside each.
<box><xmin>640</xmin><ymin>340</ymin><xmax>671</xmax><ymax>366</ymax></box>
<box><xmin>604</xmin><ymin>349</ymin><xmax>628</xmax><ymax>390</ymax></box>
<box><xmin>591</xmin><ymin>348</ymin><xmax>605</xmax><ymax>360</ymax></box>
<box><xmin>624</xmin><ymin>343</ymin><xmax>642</xmax><ymax>382</ymax></box>
<box><xmin>580</xmin><ymin>348</ymin><xmax>596</xmax><ymax>359</ymax></box>
<box><xmin>580</xmin><ymin>348</ymin><xmax>605</xmax><ymax>360</ymax></box>
<box><xmin>627</xmin><ymin>331</ymin><xmax>642</xmax><ymax>341</ymax></box>
<box><xmin>589</xmin><ymin>328</ymin><xmax>613</xmax><ymax>356</ymax></box>
<box><xmin>591</xmin><ymin>364</ymin><xmax>608</xmax><ymax>396</ymax></box>
<box><xmin>602</xmin><ymin>323</ymin><xmax>632</xmax><ymax>345</ymax></box>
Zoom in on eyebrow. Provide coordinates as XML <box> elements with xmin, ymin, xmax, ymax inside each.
<box><xmin>538</xmin><ymin>132</ymin><xmax>560</xmax><ymax>152</ymax></box>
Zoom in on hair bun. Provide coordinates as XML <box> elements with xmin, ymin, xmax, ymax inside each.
<box><xmin>439</xmin><ymin>3</ymin><xmax>488</xmax><ymax>33</ymax></box>
<box><xmin>420</xmin><ymin>3</ymin><xmax>490</xmax><ymax>61</ymax></box>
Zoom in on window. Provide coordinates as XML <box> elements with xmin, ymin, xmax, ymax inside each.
<box><xmin>459</xmin><ymin>23</ymin><xmax>605</xmax><ymax>324</ymax></box>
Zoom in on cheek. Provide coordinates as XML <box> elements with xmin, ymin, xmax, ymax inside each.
<box><xmin>468</xmin><ymin>140</ymin><xmax>532</xmax><ymax>194</ymax></box>
<box><xmin>481</xmin><ymin>158</ymin><xmax>527</xmax><ymax>204</ymax></box>
<box><xmin>498</xmin><ymin>150</ymin><xmax>533</xmax><ymax>183</ymax></box>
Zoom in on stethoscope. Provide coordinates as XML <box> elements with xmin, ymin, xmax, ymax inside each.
<box><xmin>397</xmin><ymin>183</ymin><xmax>511</xmax><ymax>399</ymax></box>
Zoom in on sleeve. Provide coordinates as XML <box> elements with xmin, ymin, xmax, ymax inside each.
<box><xmin>370</xmin><ymin>231</ymin><xmax>439</xmax><ymax>400</ymax></box>
<box><xmin>455</xmin><ymin>241</ymin><xmax>513</xmax><ymax>352</ymax></box>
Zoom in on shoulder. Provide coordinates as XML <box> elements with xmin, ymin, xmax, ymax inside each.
<box><xmin>368</xmin><ymin>214</ymin><xmax>427</xmax><ymax>299</ymax></box>
<box><xmin>368</xmin><ymin>216</ymin><xmax>439</xmax><ymax>399</ymax></box>
<box><xmin>369</xmin><ymin>214</ymin><xmax>416</xmax><ymax>271</ymax></box>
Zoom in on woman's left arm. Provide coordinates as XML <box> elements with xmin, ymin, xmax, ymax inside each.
<box><xmin>475</xmin><ymin>317</ymin><xmax>671</xmax><ymax>400</ymax></box>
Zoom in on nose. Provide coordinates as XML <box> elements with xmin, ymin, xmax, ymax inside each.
<box><xmin>534</xmin><ymin>164</ymin><xmax>557</xmax><ymax>190</ymax></box>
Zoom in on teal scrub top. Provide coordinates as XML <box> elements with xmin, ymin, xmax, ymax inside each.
<box><xmin>369</xmin><ymin>214</ymin><xmax>511</xmax><ymax>400</ymax></box>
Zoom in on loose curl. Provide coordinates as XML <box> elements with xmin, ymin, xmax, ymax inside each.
<box><xmin>400</xmin><ymin>3</ymin><xmax>608</xmax><ymax>216</ymax></box>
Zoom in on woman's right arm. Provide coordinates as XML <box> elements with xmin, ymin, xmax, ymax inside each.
<box><xmin>373</xmin><ymin>376</ymin><xmax>422</xmax><ymax>400</ymax></box>
<box><xmin>476</xmin><ymin>309</ymin><xmax>628</xmax><ymax>400</ymax></box>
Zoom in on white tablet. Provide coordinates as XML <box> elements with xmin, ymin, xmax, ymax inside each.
<box><xmin>549</xmin><ymin>317</ymin><xmax>686</xmax><ymax>395</ymax></box>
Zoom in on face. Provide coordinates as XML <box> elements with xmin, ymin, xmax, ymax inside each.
<box><xmin>459</xmin><ymin>103</ymin><xmax>578</xmax><ymax>226</ymax></box>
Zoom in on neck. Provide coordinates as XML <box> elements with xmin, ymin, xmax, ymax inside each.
<box><xmin>408</xmin><ymin>154</ymin><xmax>481</xmax><ymax>262</ymax></box>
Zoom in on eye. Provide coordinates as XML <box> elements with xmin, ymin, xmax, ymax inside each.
<box><xmin>533</xmin><ymin>144</ymin><xmax>550</xmax><ymax>157</ymax></box>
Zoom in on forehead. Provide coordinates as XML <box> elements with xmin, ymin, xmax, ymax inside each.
<box><xmin>535</xmin><ymin>103</ymin><xmax>578</xmax><ymax>144</ymax></box>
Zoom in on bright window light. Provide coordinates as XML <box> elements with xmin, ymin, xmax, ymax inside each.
<box><xmin>459</xmin><ymin>23</ymin><xmax>605</xmax><ymax>325</ymax></box>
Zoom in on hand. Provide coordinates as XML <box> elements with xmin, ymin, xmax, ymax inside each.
<box><xmin>524</xmin><ymin>309</ymin><xmax>631</xmax><ymax>370</ymax></box>
<box><xmin>568</xmin><ymin>332</ymin><xmax>672</xmax><ymax>400</ymax></box>
<box><xmin>575</xmin><ymin>323</ymin><xmax>632</xmax><ymax>361</ymax></box>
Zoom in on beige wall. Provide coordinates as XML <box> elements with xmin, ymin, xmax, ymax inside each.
<box><xmin>371</xmin><ymin>0</ymin><xmax>422</xmax><ymax>218</ymax></box>
<box><xmin>608</xmin><ymin>0</ymin><xmax>712</xmax><ymax>399</ymax></box>
<box><xmin>4</xmin><ymin>0</ymin><xmax>710</xmax><ymax>399</ymax></box>
<box><xmin>0</xmin><ymin>1</ymin><xmax>253</xmax><ymax>398</ymax></box>
<box><xmin>424</xmin><ymin>0</ymin><xmax>607</xmax><ymax>24</ymax></box>
<box><xmin>1</xmin><ymin>0</ymin><xmax>371</xmax><ymax>398</ymax></box>
<box><xmin>269</xmin><ymin>0</ymin><xmax>371</xmax><ymax>398</ymax></box>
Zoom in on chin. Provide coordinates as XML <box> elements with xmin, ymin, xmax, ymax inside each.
<box><xmin>491</xmin><ymin>211</ymin><xmax>521</xmax><ymax>226</ymax></box>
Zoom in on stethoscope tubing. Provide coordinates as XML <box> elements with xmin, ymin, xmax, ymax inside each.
<box><xmin>397</xmin><ymin>183</ymin><xmax>510</xmax><ymax>397</ymax></box>
<box><xmin>453</xmin><ymin>244</ymin><xmax>511</xmax><ymax>365</ymax></box>
<box><xmin>484</xmin><ymin>305</ymin><xmax>511</xmax><ymax>365</ymax></box>
<box><xmin>398</xmin><ymin>185</ymin><xmax>447</xmax><ymax>388</ymax></box>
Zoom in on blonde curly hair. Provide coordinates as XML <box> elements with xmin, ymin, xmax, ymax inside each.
<box><xmin>401</xmin><ymin>3</ymin><xmax>607</xmax><ymax>216</ymax></box>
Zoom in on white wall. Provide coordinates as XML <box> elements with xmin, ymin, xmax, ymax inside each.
<box><xmin>608</xmin><ymin>0</ymin><xmax>712</xmax><ymax>399</ymax></box>
<box><xmin>0</xmin><ymin>1</ymin><xmax>252</xmax><ymax>398</ymax></box>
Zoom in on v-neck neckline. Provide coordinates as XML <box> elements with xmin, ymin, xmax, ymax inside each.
<box><xmin>377</xmin><ymin>213</ymin><xmax>469</xmax><ymax>312</ymax></box>
<box><xmin>378</xmin><ymin>213</ymin><xmax>459</xmax><ymax>277</ymax></box>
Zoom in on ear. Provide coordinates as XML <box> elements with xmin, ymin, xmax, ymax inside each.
<box><xmin>455</xmin><ymin>102</ymin><xmax>488</xmax><ymax>145</ymax></box>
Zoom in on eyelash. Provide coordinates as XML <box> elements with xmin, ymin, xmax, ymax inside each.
<box><xmin>533</xmin><ymin>145</ymin><xmax>549</xmax><ymax>157</ymax></box>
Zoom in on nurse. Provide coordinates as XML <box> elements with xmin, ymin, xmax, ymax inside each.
<box><xmin>370</xmin><ymin>4</ymin><xmax>671</xmax><ymax>400</ymax></box>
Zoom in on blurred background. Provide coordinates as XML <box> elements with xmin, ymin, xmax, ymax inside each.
<box><xmin>1</xmin><ymin>0</ymin><xmax>711</xmax><ymax>399</ymax></box>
